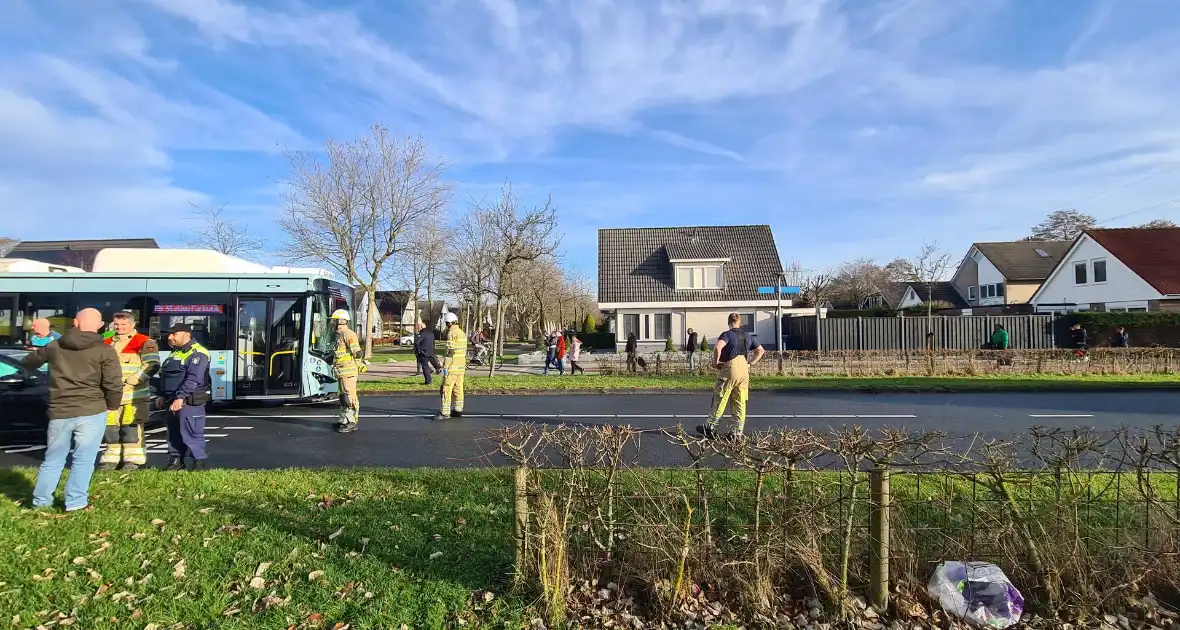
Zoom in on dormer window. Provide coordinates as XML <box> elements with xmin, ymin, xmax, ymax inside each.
<box><xmin>675</xmin><ymin>263</ymin><xmax>724</xmax><ymax>290</ymax></box>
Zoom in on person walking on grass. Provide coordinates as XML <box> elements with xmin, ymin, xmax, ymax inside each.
<box><xmin>696</xmin><ymin>313</ymin><xmax>765</xmax><ymax>441</ymax></box>
<box><xmin>23</xmin><ymin>308</ymin><xmax>122</xmax><ymax>513</ymax></box>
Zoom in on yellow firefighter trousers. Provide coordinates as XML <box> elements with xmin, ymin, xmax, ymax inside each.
<box><xmin>440</xmin><ymin>371</ymin><xmax>465</xmax><ymax>416</ymax></box>
<box><xmin>100</xmin><ymin>402</ymin><xmax>148</xmax><ymax>466</ymax></box>
<box><xmin>708</xmin><ymin>355</ymin><xmax>750</xmax><ymax>435</ymax></box>
<box><xmin>338</xmin><ymin>375</ymin><xmax>359</xmax><ymax>424</ymax></box>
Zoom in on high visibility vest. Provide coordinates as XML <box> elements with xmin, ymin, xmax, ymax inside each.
<box><xmin>333</xmin><ymin>328</ymin><xmax>363</xmax><ymax>377</ymax></box>
<box><xmin>106</xmin><ymin>333</ymin><xmax>160</xmax><ymax>405</ymax></box>
<box><xmin>443</xmin><ymin>326</ymin><xmax>467</xmax><ymax>374</ymax></box>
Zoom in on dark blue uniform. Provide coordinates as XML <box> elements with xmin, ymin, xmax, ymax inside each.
<box><xmin>158</xmin><ymin>341</ymin><xmax>211</xmax><ymax>461</ymax></box>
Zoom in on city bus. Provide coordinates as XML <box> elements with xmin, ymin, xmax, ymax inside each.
<box><xmin>0</xmin><ymin>248</ymin><xmax>356</xmax><ymax>403</ymax></box>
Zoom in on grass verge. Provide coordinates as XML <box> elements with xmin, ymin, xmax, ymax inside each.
<box><xmin>0</xmin><ymin>468</ymin><xmax>523</xmax><ymax>630</ymax></box>
<box><xmin>359</xmin><ymin>372</ymin><xmax>1180</xmax><ymax>394</ymax></box>
<box><xmin>0</xmin><ymin>467</ymin><xmax>1166</xmax><ymax>628</ymax></box>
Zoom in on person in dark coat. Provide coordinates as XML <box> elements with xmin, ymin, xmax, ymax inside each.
<box><xmin>413</xmin><ymin>322</ymin><xmax>439</xmax><ymax>385</ymax></box>
<box><xmin>625</xmin><ymin>333</ymin><xmax>638</xmax><ymax>373</ymax></box>
<box><xmin>1114</xmin><ymin>326</ymin><xmax>1131</xmax><ymax>348</ymax></box>
<box><xmin>685</xmin><ymin>328</ymin><xmax>699</xmax><ymax>372</ymax></box>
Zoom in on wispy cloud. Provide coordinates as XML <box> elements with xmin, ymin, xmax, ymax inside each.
<box><xmin>2</xmin><ymin>0</ymin><xmax>1180</xmax><ymax>273</ymax></box>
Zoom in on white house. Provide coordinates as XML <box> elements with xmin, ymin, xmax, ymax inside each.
<box><xmin>597</xmin><ymin>225</ymin><xmax>808</xmax><ymax>351</ymax></box>
<box><xmin>1030</xmin><ymin>227</ymin><xmax>1180</xmax><ymax>313</ymax></box>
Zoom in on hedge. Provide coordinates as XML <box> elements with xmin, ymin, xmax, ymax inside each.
<box><xmin>1069</xmin><ymin>312</ymin><xmax>1180</xmax><ymax>347</ymax></box>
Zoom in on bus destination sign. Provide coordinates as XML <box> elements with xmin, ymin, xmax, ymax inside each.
<box><xmin>154</xmin><ymin>304</ymin><xmax>225</xmax><ymax>314</ymax></box>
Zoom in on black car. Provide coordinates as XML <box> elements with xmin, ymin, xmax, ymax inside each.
<box><xmin>0</xmin><ymin>350</ymin><xmax>50</xmax><ymax>436</ymax></box>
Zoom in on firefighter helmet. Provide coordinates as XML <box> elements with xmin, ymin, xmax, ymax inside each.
<box><xmin>441</xmin><ymin>312</ymin><xmax>459</xmax><ymax>325</ymax></box>
<box><xmin>330</xmin><ymin>309</ymin><xmax>351</xmax><ymax>321</ymax></box>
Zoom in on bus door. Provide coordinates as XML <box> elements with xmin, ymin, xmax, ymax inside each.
<box><xmin>234</xmin><ymin>296</ymin><xmax>305</xmax><ymax>397</ymax></box>
<box><xmin>0</xmin><ymin>294</ymin><xmax>18</xmax><ymax>345</ymax></box>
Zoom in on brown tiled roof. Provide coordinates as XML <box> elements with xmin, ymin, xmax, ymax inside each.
<box><xmin>1086</xmin><ymin>228</ymin><xmax>1180</xmax><ymax>295</ymax></box>
<box><xmin>884</xmin><ymin>281</ymin><xmax>970</xmax><ymax>309</ymax></box>
<box><xmin>973</xmin><ymin>240</ymin><xmax>1070</xmax><ymax>281</ymax></box>
<box><xmin>598</xmin><ymin>225</ymin><xmax>784</xmax><ymax>303</ymax></box>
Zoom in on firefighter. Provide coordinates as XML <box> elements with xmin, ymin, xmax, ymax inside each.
<box><xmin>331</xmin><ymin>309</ymin><xmax>367</xmax><ymax>433</ymax></box>
<box><xmin>157</xmin><ymin>323</ymin><xmax>212</xmax><ymax>471</ymax></box>
<box><xmin>696</xmin><ymin>313</ymin><xmax>766</xmax><ymax>441</ymax></box>
<box><xmin>99</xmin><ymin>311</ymin><xmax>160</xmax><ymax>471</ymax></box>
<box><xmin>435</xmin><ymin>312</ymin><xmax>467</xmax><ymax>421</ymax></box>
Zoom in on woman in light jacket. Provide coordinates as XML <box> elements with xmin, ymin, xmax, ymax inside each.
<box><xmin>569</xmin><ymin>335</ymin><xmax>586</xmax><ymax>375</ymax></box>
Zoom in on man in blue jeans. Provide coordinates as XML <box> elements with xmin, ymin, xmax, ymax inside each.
<box><xmin>22</xmin><ymin>308</ymin><xmax>123</xmax><ymax>512</ymax></box>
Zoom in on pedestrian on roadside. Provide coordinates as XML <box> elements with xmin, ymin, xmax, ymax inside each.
<box><xmin>1070</xmin><ymin>323</ymin><xmax>1089</xmax><ymax>361</ymax></box>
<box><xmin>543</xmin><ymin>330</ymin><xmax>559</xmax><ymax>375</ymax></box>
<box><xmin>413</xmin><ymin>322</ymin><xmax>439</xmax><ymax>385</ymax></box>
<box><xmin>696</xmin><ymin>313</ymin><xmax>765</xmax><ymax>441</ymax></box>
<box><xmin>625</xmin><ymin>333</ymin><xmax>638</xmax><ymax>373</ymax></box>
<box><xmin>157</xmin><ymin>323</ymin><xmax>212</xmax><ymax>471</ymax></box>
<box><xmin>1114</xmin><ymin>326</ymin><xmax>1131</xmax><ymax>348</ymax></box>
<box><xmin>554</xmin><ymin>332</ymin><xmax>567</xmax><ymax>376</ymax></box>
<box><xmin>569</xmin><ymin>334</ymin><xmax>586</xmax><ymax>375</ymax></box>
<box><xmin>27</xmin><ymin>318</ymin><xmax>61</xmax><ymax>349</ymax></box>
<box><xmin>23</xmin><ymin>308</ymin><xmax>122</xmax><ymax>512</ymax></box>
<box><xmin>685</xmin><ymin>328</ymin><xmax>699</xmax><ymax>373</ymax></box>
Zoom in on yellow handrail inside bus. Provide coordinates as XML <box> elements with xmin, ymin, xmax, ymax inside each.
<box><xmin>270</xmin><ymin>350</ymin><xmax>297</xmax><ymax>373</ymax></box>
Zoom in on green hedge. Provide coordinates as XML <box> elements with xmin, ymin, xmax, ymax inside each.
<box><xmin>1068</xmin><ymin>312</ymin><xmax>1180</xmax><ymax>347</ymax></box>
<box><xmin>576</xmin><ymin>331</ymin><xmax>615</xmax><ymax>352</ymax></box>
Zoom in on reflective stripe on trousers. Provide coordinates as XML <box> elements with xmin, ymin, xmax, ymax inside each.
<box><xmin>441</xmin><ymin>372</ymin><xmax>465</xmax><ymax>415</ymax></box>
<box><xmin>100</xmin><ymin>402</ymin><xmax>147</xmax><ymax>466</ymax></box>
<box><xmin>707</xmin><ymin>355</ymin><xmax>750</xmax><ymax>434</ymax></box>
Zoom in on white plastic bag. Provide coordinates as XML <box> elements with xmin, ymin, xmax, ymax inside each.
<box><xmin>928</xmin><ymin>561</ymin><xmax>1024</xmax><ymax>629</ymax></box>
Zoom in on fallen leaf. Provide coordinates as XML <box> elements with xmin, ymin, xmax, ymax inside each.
<box><xmin>131</xmin><ymin>533</ymin><xmax>148</xmax><ymax>541</ymax></box>
<box><xmin>308</xmin><ymin>613</ymin><xmax>325</xmax><ymax>624</ymax></box>
<box><xmin>150</xmin><ymin>519</ymin><xmax>165</xmax><ymax>527</ymax></box>
<box><xmin>222</xmin><ymin>607</ymin><xmax>240</xmax><ymax>617</ymax></box>
<box><xmin>328</xmin><ymin>526</ymin><xmax>344</xmax><ymax>541</ymax></box>
<box><xmin>145</xmin><ymin>625</ymin><xmax>161</xmax><ymax>630</ymax></box>
<box><xmin>131</xmin><ymin>610</ymin><xmax>143</xmax><ymax>620</ymax></box>
<box><xmin>429</xmin><ymin>551</ymin><xmax>443</xmax><ymax>561</ymax></box>
<box><xmin>172</xmin><ymin>560</ymin><xmax>186</xmax><ymax>580</ymax></box>
<box><xmin>249</xmin><ymin>576</ymin><xmax>266</xmax><ymax>589</ymax></box>
<box><xmin>331</xmin><ymin>624</ymin><xmax>351</xmax><ymax>630</ymax></box>
<box><xmin>308</xmin><ymin>571</ymin><xmax>325</xmax><ymax>582</ymax></box>
<box><xmin>197</xmin><ymin>508</ymin><xmax>214</xmax><ymax>515</ymax></box>
<box><xmin>111</xmin><ymin>591</ymin><xmax>133</xmax><ymax>602</ymax></box>
<box><xmin>71</xmin><ymin>557</ymin><xmax>87</xmax><ymax>566</ymax></box>
<box><xmin>254</xmin><ymin>562</ymin><xmax>272</xmax><ymax>577</ymax></box>
<box><xmin>484</xmin><ymin>591</ymin><xmax>495</xmax><ymax>603</ymax></box>
<box><xmin>85</xmin><ymin>569</ymin><xmax>102</xmax><ymax>581</ymax></box>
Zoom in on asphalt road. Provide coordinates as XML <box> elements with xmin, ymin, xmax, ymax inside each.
<box><xmin>3</xmin><ymin>391</ymin><xmax>1178</xmax><ymax>469</ymax></box>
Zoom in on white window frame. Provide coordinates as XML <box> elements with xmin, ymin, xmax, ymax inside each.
<box><xmin>1074</xmin><ymin>261</ymin><xmax>1088</xmax><ymax>285</ymax></box>
<box><xmin>652</xmin><ymin>313</ymin><xmax>672</xmax><ymax>340</ymax></box>
<box><xmin>1091</xmin><ymin>258</ymin><xmax>1108</xmax><ymax>284</ymax></box>
<box><xmin>674</xmin><ymin>264</ymin><xmax>724</xmax><ymax>290</ymax></box>
<box><xmin>967</xmin><ymin>285</ymin><xmax>977</xmax><ymax>301</ymax></box>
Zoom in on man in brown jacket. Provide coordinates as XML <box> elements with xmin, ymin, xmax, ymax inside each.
<box><xmin>23</xmin><ymin>308</ymin><xmax>122</xmax><ymax>512</ymax></box>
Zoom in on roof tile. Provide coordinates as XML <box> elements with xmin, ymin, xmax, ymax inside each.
<box><xmin>973</xmin><ymin>240</ymin><xmax>1070</xmax><ymax>281</ymax></box>
<box><xmin>598</xmin><ymin>225</ymin><xmax>784</xmax><ymax>303</ymax></box>
<box><xmin>1086</xmin><ymin>228</ymin><xmax>1180</xmax><ymax>295</ymax></box>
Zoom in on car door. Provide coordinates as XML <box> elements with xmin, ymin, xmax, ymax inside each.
<box><xmin>0</xmin><ymin>354</ymin><xmax>50</xmax><ymax>440</ymax></box>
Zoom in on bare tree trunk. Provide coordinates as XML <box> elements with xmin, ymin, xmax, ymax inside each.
<box><xmin>490</xmin><ymin>298</ymin><xmax>507</xmax><ymax>376</ymax></box>
<box><xmin>364</xmin><ymin>286</ymin><xmax>377</xmax><ymax>358</ymax></box>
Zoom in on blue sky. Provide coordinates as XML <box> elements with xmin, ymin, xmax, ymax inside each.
<box><xmin>4</xmin><ymin>0</ymin><xmax>1180</xmax><ymax>284</ymax></box>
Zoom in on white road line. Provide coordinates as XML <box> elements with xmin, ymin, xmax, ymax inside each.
<box><xmin>204</xmin><ymin>433</ymin><xmax>229</xmax><ymax>438</ymax></box>
<box><xmin>5</xmin><ymin>446</ymin><xmax>46</xmax><ymax>454</ymax></box>
<box><xmin>219</xmin><ymin>426</ymin><xmax>253</xmax><ymax>430</ymax></box>
<box><xmin>1029</xmin><ymin>414</ymin><xmax>1094</xmax><ymax>418</ymax></box>
<box><xmin>145</xmin><ymin>427</ymin><xmax>167</xmax><ymax>435</ymax></box>
<box><xmin>793</xmin><ymin>414</ymin><xmax>858</xmax><ymax>418</ymax></box>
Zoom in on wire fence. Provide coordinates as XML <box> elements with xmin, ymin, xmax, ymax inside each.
<box><xmin>484</xmin><ymin>424</ymin><xmax>1180</xmax><ymax>624</ymax></box>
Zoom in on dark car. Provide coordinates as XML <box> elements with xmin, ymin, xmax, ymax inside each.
<box><xmin>0</xmin><ymin>351</ymin><xmax>50</xmax><ymax>435</ymax></box>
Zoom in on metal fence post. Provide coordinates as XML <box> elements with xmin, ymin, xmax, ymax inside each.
<box><xmin>868</xmin><ymin>466</ymin><xmax>891</xmax><ymax>611</ymax></box>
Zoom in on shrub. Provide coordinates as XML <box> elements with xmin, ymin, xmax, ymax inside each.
<box><xmin>582</xmin><ymin>314</ymin><xmax>597</xmax><ymax>334</ymax></box>
<box><xmin>664</xmin><ymin>336</ymin><xmax>676</xmax><ymax>352</ymax></box>
<box><xmin>1069</xmin><ymin>312</ymin><xmax>1180</xmax><ymax>347</ymax></box>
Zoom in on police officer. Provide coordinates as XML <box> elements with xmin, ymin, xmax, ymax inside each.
<box><xmin>156</xmin><ymin>323</ymin><xmax>212</xmax><ymax>470</ymax></box>
<box><xmin>435</xmin><ymin>312</ymin><xmax>467</xmax><ymax>421</ymax></box>
<box><xmin>330</xmin><ymin>309</ymin><xmax>367</xmax><ymax>433</ymax></box>
<box><xmin>696</xmin><ymin>313</ymin><xmax>766</xmax><ymax>441</ymax></box>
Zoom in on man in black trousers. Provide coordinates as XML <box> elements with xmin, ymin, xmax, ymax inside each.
<box><xmin>413</xmin><ymin>322</ymin><xmax>440</xmax><ymax>385</ymax></box>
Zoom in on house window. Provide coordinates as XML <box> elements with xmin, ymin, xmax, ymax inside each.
<box><xmin>623</xmin><ymin>314</ymin><xmax>639</xmax><ymax>340</ymax></box>
<box><xmin>739</xmin><ymin>314</ymin><xmax>754</xmax><ymax>334</ymax></box>
<box><xmin>996</xmin><ymin>283</ymin><xmax>1005</xmax><ymax>297</ymax></box>
<box><xmin>675</xmin><ymin>264</ymin><xmax>724</xmax><ymax>290</ymax></box>
<box><xmin>644</xmin><ymin>315</ymin><xmax>650</xmax><ymax>339</ymax></box>
<box><xmin>653</xmin><ymin>314</ymin><xmax>671</xmax><ymax>339</ymax></box>
<box><xmin>1093</xmin><ymin>259</ymin><xmax>1107</xmax><ymax>283</ymax></box>
<box><xmin>968</xmin><ymin>286</ymin><xmax>977</xmax><ymax>301</ymax></box>
<box><xmin>1074</xmin><ymin>262</ymin><xmax>1088</xmax><ymax>284</ymax></box>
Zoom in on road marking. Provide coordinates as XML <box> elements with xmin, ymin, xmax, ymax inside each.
<box><xmin>145</xmin><ymin>427</ymin><xmax>167</xmax><ymax>435</ymax></box>
<box><xmin>793</xmin><ymin>414</ymin><xmax>858</xmax><ymax>418</ymax></box>
<box><xmin>192</xmin><ymin>411</ymin><xmax>921</xmax><ymax>420</ymax></box>
<box><xmin>1028</xmin><ymin>414</ymin><xmax>1094</xmax><ymax>418</ymax></box>
<box><xmin>4</xmin><ymin>445</ymin><xmax>46</xmax><ymax>454</ymax></box>
<box><xmin>204</xmin><ymin>433</ymin><xmax>229</xmax><ymax>438</ymax></box>
<box><xmin>219</xmin><ymin>426</ymin><xmax>253</xmax><ymax>430</ymax></box>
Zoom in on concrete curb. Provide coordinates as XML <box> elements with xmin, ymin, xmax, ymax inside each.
<box><xmin>359</xmin><ymin>383</ymin><xmax>1180</xmax><ymax>396</ymax></box>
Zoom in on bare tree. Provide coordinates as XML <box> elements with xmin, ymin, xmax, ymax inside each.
<box><xmin>833</xmin><ymin>258</ymin><xmax>890</xmax><ymax>308</ymax></box>
<box><xmin>477</xmin><ymin>183</ymin><xmax>562</xmax><ymax>376</ymax></box>
<box><xmin>277</xmin><ymin>124</ymin><xmax>450</xmax><ymax>358</ymax></box>
<box><xmin>184</xmin><ymin>203</ymin><xmax>266</xmax><ymax>259</ymax></box>
<box><xmin>0</xmin><ymin>236</ymin><xmax>19</xmax><ymax>257</ymax></box>
<box><xmin>907</xmin><ymin>241</ymin><xmax>955</xmax><ymax>344</ymax></box>
<box><xmin>883</xmin><ymin>257</ymin><xmax>916</xmax><ymax>282</ymax></box>
<box><xmin>797</xmin><ymin>270</ymin><xmax>837</xmax><ymax>309</ymax></box>
<box><xmin>1136</xmin><ymin>218</ymin><xmax>1179</xmax><ymax>229</ymax></box>
<box><xmin>1026</xmin><ymin>208</ymin><xmax>1096</xmax><ymax>241</ymax></box>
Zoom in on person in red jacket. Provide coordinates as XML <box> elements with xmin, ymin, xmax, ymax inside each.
<box><xmin>554</xmin><ymin>332</ymin><xmax>567</xmax><ymax>375</ymax></box>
